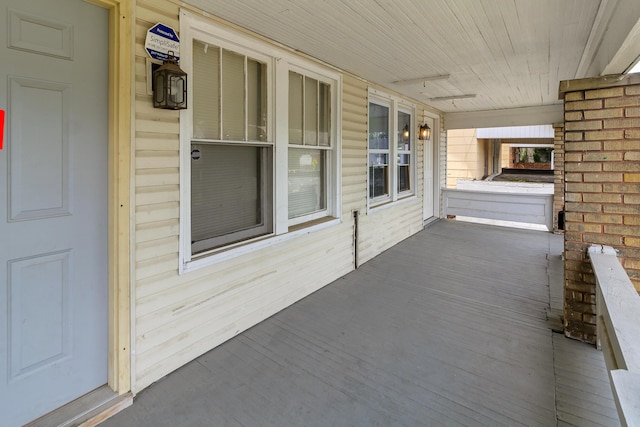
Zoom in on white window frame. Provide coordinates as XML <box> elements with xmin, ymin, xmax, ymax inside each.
<box><xmin>179</xmin><ymin>10</ymin><xmax>341</xmax><ymax>273</ymax></box>
<box><xmin>368</xmin><ymin>89</ymin><xmax>417</xmax><ymax>209</ymax></box>
<box><xmin>286</xmin><ymin>64</ymin><xmax>337</xmax><ymax>226</ymax></box>
<box><xmin>396</xmin><ymin>106</ymin><xmax>414</xmax><ymax>196</ymax></box>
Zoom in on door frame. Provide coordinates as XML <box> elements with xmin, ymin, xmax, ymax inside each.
<box><xmin>86</xmin><ymin>0</ymin><xmax>132</xmax><ymax>395</ymax></box>
<box><xmin>422</xmin><ymin>110</ymin><xmax>440</xmax><ymax>221</ymax></box>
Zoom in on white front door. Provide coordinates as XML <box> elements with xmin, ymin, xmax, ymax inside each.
<box><xmin>423</xmin><ymin>115</ymin><xmax>436</xmax><ymax>221</ymax></box>
<box><xmin>0</xmin><ymin>1</ymin><xmax>109</xmax><ymax>425</ymax></box>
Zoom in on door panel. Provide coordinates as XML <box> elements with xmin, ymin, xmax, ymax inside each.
<box><xmin>9</xmin><ymin>77</ymin><xmax>70</xmax><ymax>220</ymax></box>
<box><xmin>0</xmin><ymin>1</ymin><xmax>109</xmax><ymax>425</ymax></box>
<box><xmin>9</xmin><ymin>251</ymin><xmax>72</xmax><ymax>379</ymax></box>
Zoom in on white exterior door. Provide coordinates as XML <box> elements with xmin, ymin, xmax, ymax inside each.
<box><xmin>0</xmin><ymin>1</ymin><xmax>109</xmax><ymax>425</ymax></box>
<box><xmin>423</xmin><ymin>115</ymin><xmax>436</xmax><ymax>221</ymax></box>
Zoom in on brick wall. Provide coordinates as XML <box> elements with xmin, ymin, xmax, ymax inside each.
<box><xmin>562</xmin><ymin>78</ymin><xmax>640</xmax><ymax>343</ymax></box>
<box><xmin>553</xmin><ymin>123</ymin><xmax>565</xmax><ymax>232</ymax></box>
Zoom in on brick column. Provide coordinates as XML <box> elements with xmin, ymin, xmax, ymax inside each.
<box><xmin>560</xmin><ymin>76</ymin><xmax>640</xmax><ymax>343</ymax></box>
<box><xmin>553</xmin><ymin>122</ymin><xmax>565</xmax><ymax>232</ymax></box>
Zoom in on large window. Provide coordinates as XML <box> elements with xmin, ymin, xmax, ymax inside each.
<box><xmin>180</xmin><ymin>13</ymin><xmax>341</xmax><ymax>267</ymax></box>
<box><xmin>288</xmin><ymin>71</ymin><xmax>332</xmax><ymax>224</ymax></box>
<box><xmin>190</xmin><ymin>39</ymin><xmax>272</xmax><ymax>254</ymax></box>
<box><xmin>368</xmin><ymin>93</ymin><xmax>415</xmax><ymax>206</ymax></box>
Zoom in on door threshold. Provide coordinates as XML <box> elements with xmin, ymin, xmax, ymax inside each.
<box><xmin>25</xmin><ymin>385</ymin><xmax>132</xmax><ymax>427</ymax></box>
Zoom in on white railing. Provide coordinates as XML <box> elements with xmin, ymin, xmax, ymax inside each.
<box><xmin>442</xmin><ymin>188</ymin><xmax>554</xmax><ymax>231</ymax></box>
<box><xmin>589</xmin><ymin>245</ymin><xmax>640</xmax><ymax>427</ymax></box>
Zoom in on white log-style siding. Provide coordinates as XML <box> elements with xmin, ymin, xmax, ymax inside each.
<box><xmin>131</xmin><ymin>0</ymin><xmax>442</xmax><ymax>393</ymax></box>
<box><xmin>340</xmin><ymin>75</ymin><xmax>368</xmax><ymax>224</ymax></box>
<box><xmin>356</xmin><ymin>86</ymin><xmax>427</xmax><ymax>265</ymax></box>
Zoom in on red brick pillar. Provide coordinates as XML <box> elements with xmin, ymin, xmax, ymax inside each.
<box><xmin>560</xmin><ymin>76</ymin><xmax>640</xmax><ymax>343</ymax></box>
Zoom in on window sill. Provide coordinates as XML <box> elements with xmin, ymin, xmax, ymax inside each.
<box><xmin>181</xmin><ymin>216</ymin><xmax>341</xmax><ymax>274</ymax></box>
<box><xmin>367</xmin><ymin>194</ymin><xmax>417</xmax><ymax>213</ymax></box>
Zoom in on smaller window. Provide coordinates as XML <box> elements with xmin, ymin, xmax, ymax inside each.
<box><xmin>368</xmin><ymin>102</ymin><xmax>390</xmax><ymax>201</ymax></box>
<box><xmin>368</xmin><ymin>93</ymin><xmax>415</xmax><ymax>207</ymax></box>
<box><xmin>288</xmin><ymin>148</ymin><xmax>326</xmax><ymax>219</ymax></box>
<box><xmin>288</xmin><ymin>71</ymin><xmax>333</xmax><ymax>224</ymax></box>
<box><xmin>397</xmin><ymin>110</ymin><xmax>412</xmax><ymax>194</ymax></box>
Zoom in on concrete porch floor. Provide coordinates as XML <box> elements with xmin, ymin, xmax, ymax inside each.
<box><xmin>102</xmin><ymin>220</ymin><xmax>619</xmax><ymax>426</ymax></box>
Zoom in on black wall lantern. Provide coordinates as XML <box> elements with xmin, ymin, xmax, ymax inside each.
<box><xmin>418</xmin><ymin>123</ymin><xmax>431</xmax><ymax>141</ymax></box>
<box><xmin>153</xmin><ymin>52</ymin><xmax>187</xmax><ymax>110</ymax></box>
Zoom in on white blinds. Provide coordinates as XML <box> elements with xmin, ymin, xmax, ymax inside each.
<box><xmin>221</xmin><ymin>49</ymin><xmax>245</xmax><ymax>140</ymax></box>
<box><xmin>304</xmin><ymin>77</ymin><xmax>318</xmax><ymax>145</ymax></box>
<box><xmin>289</xmin><ymin>71</ymin><xmax>303</xmax><ymax>144</ymax></box>
<box><xmin>288</xmin><ymin>148</ymin><xmax>325</xmax><ymax>219</ymax></box>
<box><xmin>191</xmin><ymin>144</ymin><xmax>261</xmax><ymax>244</ymax></box>
<box><xmin>193</xmin><ymin>41</ymin><xmax>267</xmax><ymax>142</ymax></box>
<box><xmin>247</xmin><ymin>60</ymin><xmax>267</xmax><ymax>141</ymax></box>
<box><xmin>193</xmin><ymin>41</ymin><xmax>220</xmax><ymax>139</ymax></box>
<box><xmin>289</xmin><ymin>72</ymin><xmax>331</xmax><ymax>147</ymax></box>
<box><xmin>318</xmin><ymin>82</ymin><xmax>330</xmax><ymax>147</ymax></box>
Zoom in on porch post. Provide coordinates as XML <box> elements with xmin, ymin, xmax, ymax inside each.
<box><xmin>559</xmin><ymin>74</ymin><xmax>640</xmax><ymax>344</ymax></box>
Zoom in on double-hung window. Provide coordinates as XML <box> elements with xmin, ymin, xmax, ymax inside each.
<box><xmin>368</xmin><ymin>92</ymin><xmax>416</xmax><ymax>207</ymax></box>
<box><xmin>288</xmin><ymin>70</ymin><xmax>333</xmax><ymax>225</ymax></box>
<box><xmin>190</xmin><ymin>39</ymin><xmax>272</xmax><ymax>254</ymax></box>
<box><xmin>180</xmin><ymin>12</ymin><xmax>341</xmax><ymax>269</ymax></box>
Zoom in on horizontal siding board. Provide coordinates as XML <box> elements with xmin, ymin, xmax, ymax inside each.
<box><xmin>135</xmin><ymin>136</ymin><xmax>180</xmax><ymax>151</ymax></box>
<box><xmin>136</xmin><ymin>7</ymin><xmax>178</xmax><ymax>26</ymax></box>
<box><xmin>342</xmin><ymin>110</ymin><xmax>367</xmax><ymax>125</ymax></box>
<box><xmin>135</xmin><ymin>151</ymin><xmax>179</xmax><ymax>169</ymax></box>
<box><xmin>134</xmin><ymin>93</ymin><xmax>153</xmax><ymax>106</ymax></box>
<box><xmin>136</xmin><ymin>168</ymin><xmax>180</xmax><ymax>187</ymax></box>
<box><xmin>136</xmin><ymin>224</ymin><xmax>353</xmax><ymax>333</ymax></box>
<box><xmin>136</xmin><ymin>185</ymin><xmax>180</xmax><ymax>205</ymax></box>
<box><xmin>136</xmin><ymin>236</ymin><xmax>179</xmax><ymax>262</ymax></box>
<box><xmin>136</xmin><ymin>253</ymin><xmax>177</xmax><ymax>281</ymax></box>
<box><xmin>136</xmin><ymin>249</ymin><xmax>351</xmax><ymax>347</ymax></box>
<box><xmin>135</xmin><ymin>97</ymin><xmax>168</xmax><ymax>116</ymax></box>
<box><xmin>136</xmin><ymin>219</ymin><xmax>180</xmax><ymax>243</ymax></box>
<box><xmin>359</xmin><ymin>200</ymin><xmax>424</xmax><ymax>265</ymax></box>
<box><xmin>136</xmin><ymin>115</ymin><xmax>180</xmax><ymax>135</ymax></box>
<box><xmin>135</xmin><ymin>202</ymin><xmax>180</xmax><ymax>225</ymax></box>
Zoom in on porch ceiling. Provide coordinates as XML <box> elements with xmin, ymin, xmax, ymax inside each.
<box><xmin>183</xmin><ymin>0</ymin><xmax>640</xmax><ymax>128</ymax></box>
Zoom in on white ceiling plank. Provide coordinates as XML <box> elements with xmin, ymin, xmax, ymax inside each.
<box><xmin>183</xmin><ymin>0</ymin><xmax>636</xmax><ymax>118</ymax></box>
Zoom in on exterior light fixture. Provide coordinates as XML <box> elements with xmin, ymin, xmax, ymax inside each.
<box><xmin>418</xmin><ymin>123</ymin><xmax>431</xmax><ymax>141</ymax></box>
<box><xmin>402</xmin><ymin>124</ymin><xmax>410</xmax><ymax>139</ymax></box>
<box><xmin>153</xmin><ymin>52</ymin><xmax>187</xmax><ymax>110</ymax></box>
